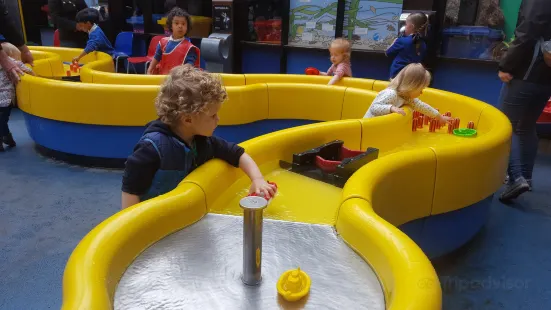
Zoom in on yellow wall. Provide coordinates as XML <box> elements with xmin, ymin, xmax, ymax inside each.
<box><xmin>218</xmin><ymin>84</ymin><xmax>269</xmax><ymax>125</ymax></box>
<box><xmin>336</xmin><ymin>198</ymin><xmax>442</xmax><ymax>310</ymax></box>
<box><xmin>341</xmin><ymin>88</ymin><xmax>377</xmax><ymax>120</ymax></box>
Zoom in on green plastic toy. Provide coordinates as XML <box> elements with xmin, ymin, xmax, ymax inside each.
<box><xmin>453</xmin><ymin>128</ymin><xmax>477</xmax><ymax>137</ymax></box>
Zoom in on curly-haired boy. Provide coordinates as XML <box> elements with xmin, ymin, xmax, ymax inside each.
<box><xmin>122</xmin><ymin>65</ymin><xmax>275</xmax><ymax>209</ymax></box>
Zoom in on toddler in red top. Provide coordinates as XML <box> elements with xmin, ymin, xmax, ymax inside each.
<box><xmin>147</xmin><ymin>7</ymin><xmax>201</xmax><ymax>75</ymax></box>
<box><xmin>320</xmin><ymin>38</ymin><xmax>352</xmax><ymax>85</ymax></box>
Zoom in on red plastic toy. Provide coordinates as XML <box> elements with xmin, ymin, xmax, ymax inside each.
<box><xmin>429</xmin><ymin>119</ymin><xmax>437</xmax><ymax>132</ymax></box>
<box><xmin>70</xmin><ymin>60</ymin><xmax>80</xmax><ymax>73</ymax></box>
<box><xmin>248</xmin><ymin>181</ymin><xmax>278</xmax><ymax>201</ymax></box>
<box><xmin>537</xmin><ymin>100</ymin><xmax>551</xmax><ymax>123</ymax></box>
<box><xmin>454</xmin><ymin>118</ymin><xmax>460</xmax><ymax>130</ymax></box>
<box><xmin>305</xmin><ymin>67</ymin><xmax>320</xmax><ymax>75</ymax></box>
<box><xmin>315</xmin><ymin>146</ymin><xmax>365</xmax><ymax>173</ymax></box>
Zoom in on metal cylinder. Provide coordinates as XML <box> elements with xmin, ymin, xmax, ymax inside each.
<box><xmin>240</xmin><ymin>196</ymin><xmax>268</xmax><ymax>286</ymax></box>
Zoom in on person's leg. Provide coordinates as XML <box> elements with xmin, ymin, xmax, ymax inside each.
<box><xmin>513</xmin><ymin>82</ymin><xmax>550</xmax><ymax>180</ymax></box>
<box><xmin>0</xmin><ymin>106</ymin><xmax>10</xmax><ymax>151</ymax></box>
<box><xmin>0</xmin><ymin>106</ymin><xmax>15</xmax><ymax>147</ymax></box>
<box><xmin>499</xmin><ymin>80</ymin><xmax>523</xmax><ymax>181</ymax></box>
<box><xmin>500</xmin><ymin>79</ymin><xmax>550</xmax><ymax>201</ymax></box>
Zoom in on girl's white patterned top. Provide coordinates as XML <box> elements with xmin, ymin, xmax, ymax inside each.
<box><xmin>363</xmin><ymin>88</ymin><xmax>439</xmax><ymax>119</ymax></box>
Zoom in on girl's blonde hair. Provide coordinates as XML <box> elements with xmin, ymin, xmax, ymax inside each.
<box><xmin>155</xmin><ymin>64</ymin><xmax>227</xmax><ymax>125</ymax></box>
<box><xmin>1</xmin><ymin>43</ymin><xmax>21</xmax><ymax>61</ymax></box>
<box><xmin>388</xmin><ymin>63</ymin><xmax>431</xmax><ymax>98</ymax></box>
<box><xmin>330</xmin><ymin>38</ymin><xmax>351</xmax><ymax>62</ymax></box>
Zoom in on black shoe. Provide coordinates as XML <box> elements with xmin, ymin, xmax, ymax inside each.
<box><xmin>0</xmin><ymin>143</ymin><xmax>4</xmax><ymax>152</ymax></box>
<box><xmin>2</xmin><ymin>133</ymin><xmax>16</xmax><ymax>147</ymax></box>
<box><xmin>499</xmin><ymin>177</ymin><xmax>530</xmax><ymax>203</ymax></box>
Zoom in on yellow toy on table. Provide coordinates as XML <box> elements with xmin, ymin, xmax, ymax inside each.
<box><xmin>277</xmin><ymin>267</ymin><xmax>311</xmax><ymax>302</ymax></box>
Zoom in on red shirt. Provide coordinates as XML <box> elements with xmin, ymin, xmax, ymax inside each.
<box><xmin>156</xmin><ymin>37</ymin><xmax>201</xmax><ymax>74</ymax></box>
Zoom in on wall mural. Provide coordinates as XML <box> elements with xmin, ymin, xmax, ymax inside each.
<box><xmin>288</xmin><ymin>0</ymin><xmax>403</xmax><ymax>51</ymax></box>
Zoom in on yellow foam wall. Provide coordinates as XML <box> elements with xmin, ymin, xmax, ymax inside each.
<box><xmin>267</xmin><ymin>83</ymin><xmax>345</xmax><ymax>121</ymax></box>
<box><xmin>27</xmin><ymin>57</ymin><xmax>56</xmax><ymax>77</ymax></box>
<box><xmin>430</xmin><ymin>104</ymin><xmax>511</xmax><ymax>214</ymax></box>
<box><xmin>360</xmin><ymin>110</ymin><xmax>413</xmax><ymax>153</ymax></box>
<box><xmin>218</xmin><ymin>84</ymin><xmax>269</xmax><ymax>125</ymax></box>
<box><xmin>340</xmin><ymin>77</ymin><xmax>375</xmax><ymax>91</ymax></box>
<box><xmin>30</xmin><ymin>46</ymin><xmax>83</xmax><ymax>62</ymax></box>
<box><xmin>62</xmin><ymin>183</ymin><xmax>207</xmax><ymax>310</ymax></box>
<box><xmin>220</xmin><ymin>74</ymin><xmax>246</xmax><ymax>86</ymax></box>
<box><xmin>84</xmin><ymin>70</ymin><xmax>164</xmax><ymax>84</ymax></box>
<box><xmin>23</xmin><ymin>50</ymin><xmax>64</xmax><ymax>77</ymax></box>
<box><xmin>373</xmin><ymin>80</ymin><xmax>390</xmax><ymax>91</ymax></box>
<box><xmin>22</xmin><ymin>76</ymin><xmax>159</xmax><ymax>126</ymax></box>
<box><xmin>341</xmin><ymin>88</ymin><xmax>377</xmax><ymax>119</ymax></box>
<box><xmin>245</xmin><ymin>74</ymin><xmax>332</xmax><ymax>85</ymax></box>
<box><xmin>336</xmin><ymin>198</ymin><xmax>441</xmax><ymax>310</ymax></box>
<box><xmin>342</xmin><ymin>148</ymin><xmax>437</xmax><ymax>226</ymax></box>
<box><xmin>245</xmin><ymin>74</ymin><xmax>375</xmax><ymax>90</ymax></box>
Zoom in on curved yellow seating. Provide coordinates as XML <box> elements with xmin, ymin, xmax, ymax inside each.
<box><xmin>18</xmin><ymin>47</ymin><xmax>511</xmax><ymax>310</ymax></box>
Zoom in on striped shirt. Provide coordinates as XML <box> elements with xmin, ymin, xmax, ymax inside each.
<box><xmin>327</xmin><ymin>61</ymin><xmax>352</xmax><ymax>78</ymax></box>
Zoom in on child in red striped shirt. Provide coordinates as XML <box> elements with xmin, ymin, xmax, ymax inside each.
<box><xmin>320</xmin><ymin>38</ymin><xmax>352</xmax><ymax>85</ymax></box>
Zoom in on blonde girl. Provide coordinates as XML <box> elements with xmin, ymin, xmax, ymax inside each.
<box><xmin>363</xmin><ymin>63</ymin><xmax>452</xmax><ymax>124</ymax></box>
<box><xmin>320</xmin><ymin>38</ymin><xmax>352</xmax><ymax>85</ymax></box>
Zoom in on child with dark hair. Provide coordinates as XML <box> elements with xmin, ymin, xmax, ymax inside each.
<box><xmin>386</xmin><ymin>12</ymin><xmax>428</xmax><ymax>79</ymax></box>
<box><xmin>147</xmin><ymin>7</ymin><xmax>201</xmax><ymax>75</ymax></box>
<box><xmin>72</xmin><ymin>8</ymin><xmax>115</xmax><ymax>63</ymax></box>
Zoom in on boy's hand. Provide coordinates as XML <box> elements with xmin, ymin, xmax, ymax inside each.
<box><xmin>437</xmin><ymin>114</ymin><xmax>454</xmax><ymax>124</ymax></box>
<box><xmin>390</xmin><ymin>106</ymin><xmax>406</xmax><ymax>116</ymax></box>
<box><xmin>249</xmin><ymin>179</ymin><xmax>277</xmax><ymax>200</ymax></box>
<box><xmin>72</xmin><ymin>56</ymin><xmax>80</xmax><ymax>63</ymax></box>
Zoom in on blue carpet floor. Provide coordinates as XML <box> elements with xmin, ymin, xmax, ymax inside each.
<box><xmin>1</xmin><ymin>109</ymin><xmax>551</xmax><ymax>309</ymax></box>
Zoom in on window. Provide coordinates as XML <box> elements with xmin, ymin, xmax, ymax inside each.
<box><xmin>246</xmin><ymin>0</ymin><xmax>283</xmax><ymax>43</ymax></box>
<box><xmin>342</xmin><ymin>0</ymin><xmax>403</xmax><ymax>51</ymax></box>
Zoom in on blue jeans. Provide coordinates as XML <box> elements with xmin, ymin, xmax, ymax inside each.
<box><xmin>499</xmin><ymin>79</ymin><xmax>551</xmax><ymax>181</ymax></box>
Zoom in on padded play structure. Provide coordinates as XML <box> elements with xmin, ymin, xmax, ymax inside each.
<box><xmin>17</xmin><ymin>48</ymin><xmax>512</xmax><ymax>310</ymax></box>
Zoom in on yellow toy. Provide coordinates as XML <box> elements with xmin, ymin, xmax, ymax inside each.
<box><xmin>277</xmin><ymin>267</ymin><xmax>311</xmax><ymax>302</ymax></box>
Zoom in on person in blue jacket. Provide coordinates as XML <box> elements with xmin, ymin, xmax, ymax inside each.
<box><xmin>72</xmin><ymin>8</ymin><xmax>115</xmax><ymax>63</ymax></box>
<box><xmin>386</xmin><ymin>12</ymin><xmax>429</xmax><ymax>80</ymax></box>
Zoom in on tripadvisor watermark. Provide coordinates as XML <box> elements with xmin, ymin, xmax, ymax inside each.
<box><xmin>417</xmin><ymin>276</ymin><xmax>530</xmax><ymax>292</ymax></box>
